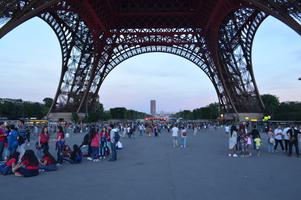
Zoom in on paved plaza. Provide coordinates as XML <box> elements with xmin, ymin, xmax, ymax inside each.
<box><xmin>1</xmin><ymin>128</ymin><xmax>300</xmax><ymax>200</ymax></box>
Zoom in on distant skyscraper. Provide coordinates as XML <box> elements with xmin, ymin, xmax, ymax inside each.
<box><xmin>150</xmin><ymin>100</ymin><xmax>156</xmax><ymax>115</ymax></box>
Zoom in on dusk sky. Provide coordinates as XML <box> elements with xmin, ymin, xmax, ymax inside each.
<box><xmin>0</xmin><ymin>16</ymin><xmax>300</xmax><ymax>113</ymax></box>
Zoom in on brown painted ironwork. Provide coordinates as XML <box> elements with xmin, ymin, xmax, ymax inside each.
<box><xmin>0</xmin><ymin>0</ymin><xmax>300</xmax><ymax>115</ymax></box>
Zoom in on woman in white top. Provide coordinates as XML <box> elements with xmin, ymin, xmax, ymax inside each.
<box><xmin>228</xmin><ymin>125</ymin><xmax>238</xmax><ymax>157</ymax></box>
<box><xmin>181</xmin><ymin>128</ymin><xmax>188</xmax><ymax>148</ymax></box>
<box><xmin>171</xmin><ymin>125</ymin><xmax>179</xmax><ymax>148</ymax></box>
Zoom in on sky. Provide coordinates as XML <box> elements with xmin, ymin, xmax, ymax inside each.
<box><xmin>0</xmin><ymin>16</ymin><xmax>300</xmax><ymax>113</ymax></box>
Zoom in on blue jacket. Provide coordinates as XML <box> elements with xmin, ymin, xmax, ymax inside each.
<box><xmin>8</xmin><ymin>130</ymin><xmax>18</xmax><ymax>151</ymax></box>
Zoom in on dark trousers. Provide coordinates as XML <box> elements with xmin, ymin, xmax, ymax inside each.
<box><xmin>0</xmin><ymin>141</ymin><xmax>4</xmax><ymax>160</ymax></box>
<box><xmin>56</xmin><ymin>144</ymin><xmax>64</xmax><ymax>164</ymax></box>
<box><xmin>110</xmin><ymin>142</ymin><xmax>117</xmax><ymax>161</ymax></box>
<box><xmin>274</xmin><ymin>139</ymin><xmax>284</xmax><ymax>151</ymax></box>
<box><xmin>284</xmin><ymin>140</ymin><xmax>289</xmax><ymax>151</ymax></box>
<box><xmin>288</xmin><ymin>141</ymin><xmax>299</xmax><ymax>156</ymax></box>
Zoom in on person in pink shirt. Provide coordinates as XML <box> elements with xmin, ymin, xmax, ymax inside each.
<box><xmin>56</xmin><ymin>126</ymin><xmax>65</xmax><ymax>164</ymax></box>
<box><xmin>90</xmin><ymin>127</ymin><xmax>100</xmax><ymax>162</ymax></box>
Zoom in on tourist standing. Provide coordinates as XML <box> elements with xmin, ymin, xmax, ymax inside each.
<box><xmin>7</xmin><ymin>125</ymin><xmax>18</xmax><ymax>158</ymax></box>
<box><xmin>90</xmin><ymin>127</ymin><xmax>100</xmax><ymax>162</ymax></box>
<box><xmin>283</xmin><ymin>125</ymin><xmax>290</xmax><ymax>152</ymax></box>
<box><xmin>0</xmin><ymin>122</ymin><xmax>7</xmax><ymax>161</ymax></box>
<box><xmin>171</xmin><ymin>125</ymin><xmax>179</xmax><ymax>148</ymax></box>
<box><xmin>56</xmin><ymin>126</ymin><xmax>65</xmax><ymax>164</ymax></box>
<box><xmin>274</xmin><ymin>125</ymin><xmax>284</xmax><ymax>152</ymax></box>
<box><xmin>251</xmin><ymin>125</ymin><xmax>261</xmax><ymax>150</ymax></box>
<box><xmin>228</xmin><ymin>125</ymin><xmax>238</xmax><ymax>157</ymax></box>
<box><xmin>267</xmin><ymin>127</ymin><xmax>275</xmax><ymax>153</ymax></box>
<box><xmin>181</xmin><ymin>127</ymin><xmax>187</xmax><ymax>148</ymax></box>
<box><xmin>225</xmin><ymin>125</ymin><xmax>230</xmax><ymax>135</ymax></box>
<box><xmin>287</xmin><ymin>125</ymin><xmax>300</xmax><ymax>157</ymax></box>
<box><xmin>109</xmin><ymin>125</ymin><xmax>118</xmax><ymax>161</ymax></box>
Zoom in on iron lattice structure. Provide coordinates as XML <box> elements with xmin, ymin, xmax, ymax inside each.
<box><xmin>0</xmin><ymin>0</ymin><xmax>300</xmax><ymax>115</ymax></box>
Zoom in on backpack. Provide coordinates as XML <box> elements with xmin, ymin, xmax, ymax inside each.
<box><xmin>114</xmin><ymin>132</ymin><xmax>120</xmax><ymax>142</ymax></box>
<box><xmin>17</xmin><ymin>135</ymin><xmax>25</xmax><ymax>145</ymax></box>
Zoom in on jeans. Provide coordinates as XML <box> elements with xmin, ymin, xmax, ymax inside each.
<box><xmin>110</xmin><ymin>142</ymin><xmax>117</xmax><ymax>161</ymax></box>
<box><xmin>182</xmin><ymin>137</ymin><xmax>187</xmax><ymax>148</ymax></box>
<box><xmin>0</xmin><ymin>141</ymin><xmax>4</xmax><ymax>160</ymax></box>
<box><xmin>91</xmin><ymin>146</ymin><xmax>99</xmax><ymax>159</ymax></box>
<box><xmin>267</xmin><ymin>141</ymin><xmax>274</xmax><ymax>153</ymax></box>
<box><xmin>40</xmin><ymin>164</ymin><xmax>58</xmax><ymax>171</ymax></box>
<box><xmin>274</xmin><ymin>139</ymin><xmax>284</xmax><ymax>151</ymax></box>
<box><xmin>172</xmin><ymin>136</ymin><xmax>178</xmax><ymax>148</ymax></box>
<box><xmin>56</xmin><ymin>143</ymin><xmax>64</xmax><ymax>164</ymax></box>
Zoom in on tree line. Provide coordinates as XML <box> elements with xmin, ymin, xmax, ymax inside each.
<box><xmin>175</xmin><ymin>95</ymin><xmax>301</xmax><ymax>121</ymax></box>
<box><xmin>0</xmin><ymin>94</ymin><xmax>300</xmax><ymax>121</ymax></box>
<box><xmin>0</xmin><ymin>97</ymin><xmax>149</xmax><ymax>122</ymax></box>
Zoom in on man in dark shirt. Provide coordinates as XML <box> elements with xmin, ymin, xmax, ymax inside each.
<box><xmin>251</xmin><ymin>125</ymin><xmax>261</xmax><ymax>150</ymax></box>
<box><xmin>287</xmin><ymin>126</ymin><xmax>301</xmax><ymax>157</ymax></box>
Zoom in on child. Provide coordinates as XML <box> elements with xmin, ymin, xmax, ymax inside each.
<box><xmin>40</xmin><ymin>149</ymin><xmax>57</xmax><ymax>172</ymax></box>
<box><xmin>0</xmin><ymin>152</ymin><xmax>19</xmax><ymax>175</ymax></box>
<box><xmin>254</xmin><ymin>136</ymin><xmax>262</xmax><ymax>156</ymax></box>
<box><xmin>13</xmin><ymin>150</ymin><xmax>39</xmax><ymax>177</ymax></box>
<box><xmin>70</xmin><ymin>145</ymin><xmax>82</xmax><ymax>164</ymax></box>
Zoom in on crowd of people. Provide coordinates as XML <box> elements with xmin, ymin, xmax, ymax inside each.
<box><xmin>0</xmin><ymin>120</ymin><xmax>122</xmax><ymax>177</ymax></box>
<box><xmin>227</xmin><ymin>123</ymin><xmax>301</xmax><ymax>157</ymax></box>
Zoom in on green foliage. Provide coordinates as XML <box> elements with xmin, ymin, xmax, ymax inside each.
<box><xmin>43</xmin><ymin>97</ymin><xmax>54</xmax><ymax>108</ymax></box>
<box><xmin>0</xmin><ymin>101</ymin><xmax>47</xmax><ymax>119</ymax></box>
<box><xmin>176</xmin><ymin>103</ymin><xmax>220</xmax><ymax>120</ymax></box>
<box><xmin>273</xmin><ymin>101</ymin><xmax>301</xmax><ymax>121</ymax></box>
<box><xmin>71</xmin><ymin>112</ymin><xmax>79</xmax><ymax>123</ymax></box>
<box><xmin>261</xmin><ymin>94</ymin><xmax>280</xmax><ymax>115</ymax></box>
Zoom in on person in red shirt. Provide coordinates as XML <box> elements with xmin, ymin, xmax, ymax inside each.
<box><xmin>90</xmin><ymin>127</ymin><xmax>100</xmax><ymax>162</ymax></box>
<box><xmin>39</xmin><ymin>126</ymin><xmax>50</xmax><ymax>151</ymax></box>
<box><xmin>13</xmin><ymin>150</ymin><xmax>39</xmax><ymax>177</ymax></box>
<box><xmin>40</xmin><ymin>149</ymin><xmax>57</xmax><ymax>172</ymax></box>
<box><xmin>56</xmin><ymin>126</ymin><xmax>65</xmax><ymax>164</ymax></box>
<box><xmin>0</xmin><ymin>152</ymin><xmax>19</xmax><ymax>175</ymax></box>
<box><xmin>0</xmin><ymin>122</ymin><xmax>7</xmax><ymax>161</ymax></box>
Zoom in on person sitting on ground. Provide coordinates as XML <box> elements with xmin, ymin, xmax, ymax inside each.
<box><xmin>80</xmin><ymin>130</ymin><xmax>92</xmax><ymax>157</ymax></box>
<box><xmin>62</xmin><ymin>145</ymin><xmax>72</xmax><ymax>162</ymax></box>
<box><xmin>40</xmin><ymin>149</ymin><xmax>57</xmax><ymax>172</ymax></box>
<box><xmin>70</xmin><ymin>144</ymin><xmax>82</xmax><ymax>164</ymax></box>
<box><xmin>0</xmin><ymin>152</ymin><xmax>19</xmax><ymax>175</ymax></box>
<box><xmin>13</xmin><ymin>149</ymin><xmax>39</xmax><ymax>177</ymax></box>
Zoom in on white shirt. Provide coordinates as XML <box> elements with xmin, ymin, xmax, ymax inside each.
<box><xmin>225</xmin><ymin>126</ymin><xmax>230</xmax><ymax>133</ymax></box>
<box><xmin>274</xmin><ymin>128</ymin><xmax>283</xmax><ymax>140</ymax></box>
<box><xmin>283</xmin><ymin>127</ymin><xmax>290</xmax><ymax>140</ymax></box>
<box><xmin>171</xmin><ymin>127</ymin><xmax>179</xmax><ymax>137</ymax></box>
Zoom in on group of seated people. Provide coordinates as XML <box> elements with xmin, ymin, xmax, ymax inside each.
<box><xmin>0</xmin><ymin>143</ymin><xmax>83</xmax><ymax>177</ymax></box>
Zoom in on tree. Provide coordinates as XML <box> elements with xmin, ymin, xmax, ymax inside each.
<box><xmin>43</xmin><ymin>98</ymin><xmax>54</xmax><ymax>108</ymax></box>
<box><xmin>72</xmin><ymin>112</ymin><xmax>79</xmax><ymax>123</ymax></box>
<box><xmin>261</xmin><ymin>94</ymin><xmax>280</xmax><ymax>116</ymax></box>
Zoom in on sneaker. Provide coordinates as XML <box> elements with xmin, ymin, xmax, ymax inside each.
<box><xmin>228</xmin><ymin>154</ymin><xmax>232</xmax><ymax>157</ymax></box>
<box><xmin>87</xmin><ymin>157</ymin><xmax>93</xmax><ymax>161</ymax></box>
<box><xmin>93</xmin><ymin>159</ymin><xmax>100</xmax><ymax>162</ymax></box>
<box><xmin>233</xmin><ymin>154</ymin><xmax>238</xmax><ymax>158</ymax></box>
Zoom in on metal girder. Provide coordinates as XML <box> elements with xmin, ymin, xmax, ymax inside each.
<box><xmin>39</xmin><ymin>6</ymin><xmax>96</xmax><ymax>113</ymax></box>
<box><xmin>244</xmin><ymin>0</ymin><xmax>301</xmax><ymax>36</ymax></box>
<box><xmin>1</xmin><ymin>0</ymin><xmax>301</xmax><ymax>117</ymax></box>
<box><xmin>217</xmin><ymin>8</ymin><xmax>267</xmax><ymax>113</ymax></box>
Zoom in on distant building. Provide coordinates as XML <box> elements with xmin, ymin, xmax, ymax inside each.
<box><xmin>150</xmin><ymin>100</ymin><xmax>156</xmax><ymax>116</ymax></box>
